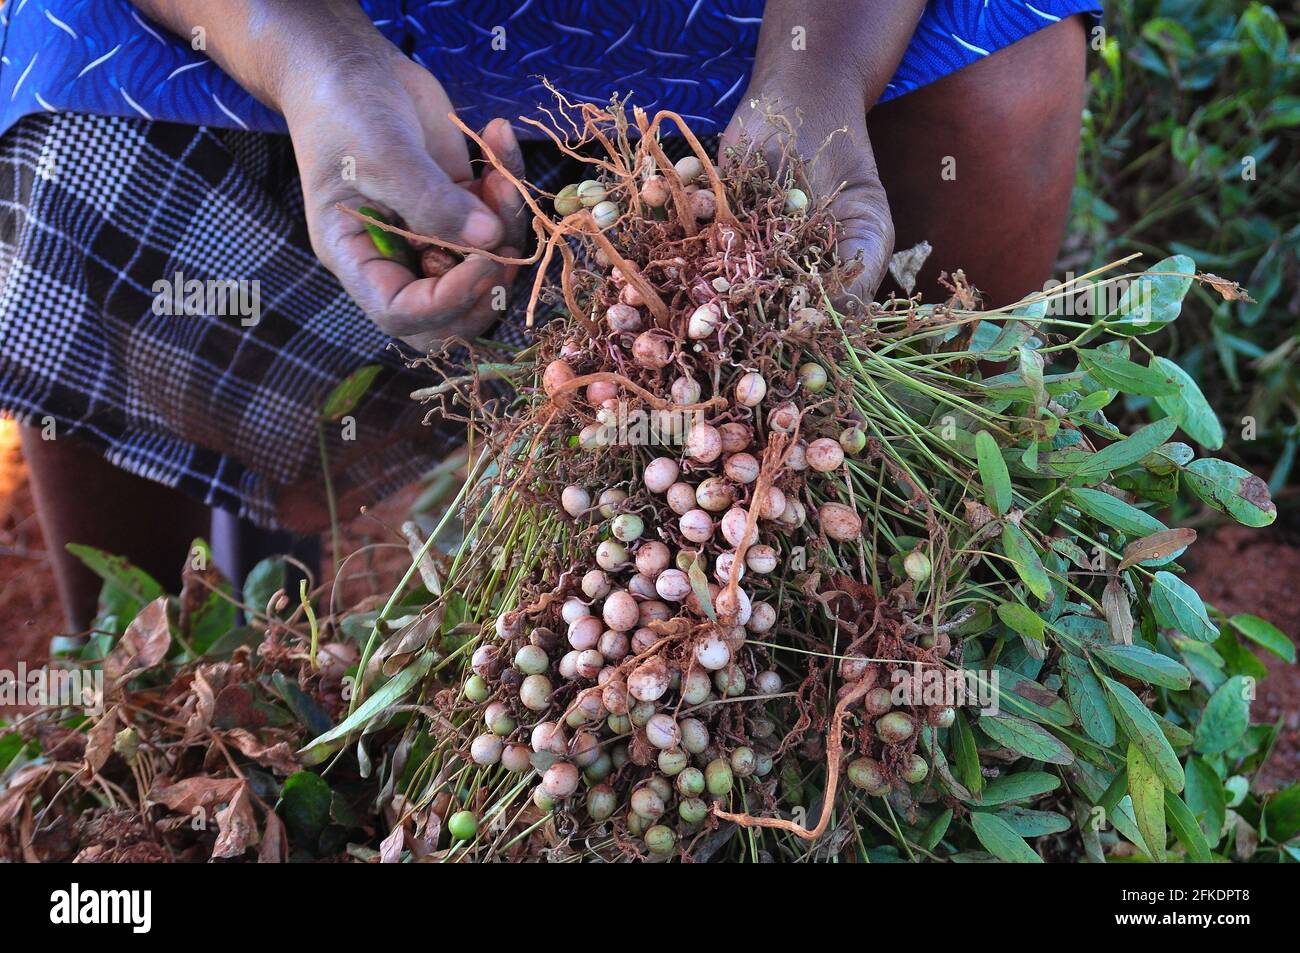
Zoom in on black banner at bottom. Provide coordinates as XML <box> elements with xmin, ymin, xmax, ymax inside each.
<box><xmin>0</xmin><ymin>860</ymin><xmax>1281</xmax><ymax>941</ymax></box>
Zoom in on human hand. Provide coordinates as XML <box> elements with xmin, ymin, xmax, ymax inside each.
<box><xmin>722</xmin><ymin>82</ymin><xmax>894</xmax><ymax>305</ymax></box>
<box><xmin>280</xmin><ymin>36</ymin><xmax>528</xmax><ymax>351</ymax></box>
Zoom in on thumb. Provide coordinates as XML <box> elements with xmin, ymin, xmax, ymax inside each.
<box><xmin>371</xmin><ymin>153</ymin><xmax>503</xmax><ymax>249</ymax></box>
<box><xmin>828</xmin><ymin>178</ymin><xmax>895</xmax><ymax>305</ymax></box>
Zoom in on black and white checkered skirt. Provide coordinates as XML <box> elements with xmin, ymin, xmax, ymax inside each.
<box><xmin>0</xmin><ymin>112</ymin><xmax>579</xmax><ymax>529</ymax></box>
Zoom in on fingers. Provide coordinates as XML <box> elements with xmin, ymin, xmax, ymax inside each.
<box><xmin>832</xmin><ymin>180</ymin><xmax>895</xmax><ymax>303</ymax></box>
<box><xmin>479</xmin><ymin>118</ymin><xmax>530</xmax><ymax>252</ymax></box>
<box><xmin>369</xmin><ymin>149</ymin><xmax>503</xmax><ymax>249</ymax></box>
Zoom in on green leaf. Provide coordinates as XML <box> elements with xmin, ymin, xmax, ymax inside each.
<box><xmin>1019</xmin><ymin>345</ymin><xmax>1047</xmax><ymax>410</ymax></box>
<box><xmin>1076</xmin><ymin>349</ymin><xmax>1180</xmax><ymax>396</ymax></box>
<box><xmin>1184</xmin><ymin>459</ymin><xmax>1277</xmax><ymax>527</ymax></box>
<box><xmin>1103</xmin><ymin>676</ymin><xmax>1184</xmax><ymax>792</ymax></box>
<box><xmin>971</xmin><ymin>667</ymin><xmax>1073</xmax><ymax>727</ymax></box>
<box><xmin>1000</xmin><ymin>523</ymin><xmax>1052</xmax><ymax>601</ymax></box>
<box><xmin>65</xmin><ymin>544</ymin><xmax>164</xmax><ymax>618</ymax></box>
<box><xmin>974</xmin><ymin>771</ymin><xmax>1060</xmax><ymax>806</ymax></box>
<box><xmin>1061</xmin><ymin>655</ymin><xmax>1117</xmax><ymax>746</ymax></box>
<box><xmin>1150</xmin><ymin>571</ymin><xmax>1219</xmax><ymax>642</ymax></box>
<box><xmin>1128</xmin><ymin>743</ymin><xmax>1166</xmax><ymax>862</ymax></box>
<box><xmin>1194</xmin><ymin>675</ymin><xmax>1251</xmax><ymax>755</ymax></box>
<box><xmin>321</xmin><ymin>364</ymin><xmax>383</xmax><ymax>421</ymax></box>
<box><xmin>1093</xmin><ymin>644</ymin><xmax>1192</xmax><ymax>690</ymax></box>
<box><xmin>1229</xmin><ymin>614</ymin><xmax>1295</xmax><ymax>663</ymax></box>
<box><xmin>952</xmin><ymin>709</ymin><xmax>983</xmax><ymax>797</ymax></box>
<box><xmin>1262</xmin><ymin>784</ymin><xmax>1300</xmax><ymax>844</ymax></box>
<box><xmin>970</xmin><ymin>811</ymin><xmax>1042</xmax><ymax>862</ymax></box>
<box><xmin>1184</xmin><ymin>757</ymin><xmax>1226</xmax><ymax>847</ymax></box>
<box><xmin>1165</xmin><ymin>790</ymin><xmax>1213</xmax><ymax>862</ymax></box>
<box><xmin>976</xmin><ymin>430</ymin><xmax>1012</xmax><ymax>515</ymax></box>
<box><xmin>299</xmin><ymin>653</ymin><xmax>434</xmax><ymax>762</ymax></box>
<box><xmin>1076</xmin><ymin>418</ymin><xmax>1180</xmax><ymax>480</ymax></box>
<box><xmin>1150</xmin><ymin>357</ymin><xmax>1224</xmax><ymax>450</ymax></box>
<box><xmin>1068</xmin><ymin>487</ymin><xmax>1167</xmax><ymax>536</ymax></box>
<box><xmin>280</xmin><ymin>771</ymin><xmax>332</xmax><ymax>845</ymax></box>
<box><xmin>979</xmin><ymin>715</ymin><xmax>1074</xmax><ymax>765</ymax></box>
<box><xmin>0</xmin><ymin>732</ymin><xmax>26</xmax><ymax>773</ymax></box>
<box><xmin>919</xmin><ymin>808</ymin><xmax>953</xmax><ymax>850</ymax></box>
<box><xmin>1104</xmin><ymin>255</ymin><xmax>1195</xmax><ymax>334</ymax></box>
<box><xmin>997</xmin><ymin>602</ymin><xmax>1044</xmax><ymax>642</ymax></box>
<box><xmin>993</xmin><ymin>807</ymin><xmax>1072</xmax><ymax>837</ymax></box>
<box><xmin>243</xmin><ymin>558</ymin><xmax>287</xmax><ymax>618</ymax></box>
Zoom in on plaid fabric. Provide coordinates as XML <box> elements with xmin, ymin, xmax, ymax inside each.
<box><xmin>0</xmin><ymin>111</ymin><xmax>574</xmax><ymax>529</ymax></box>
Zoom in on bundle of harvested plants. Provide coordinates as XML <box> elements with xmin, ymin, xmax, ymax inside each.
<box><xmin>308</xmin><ymin>93</ymin><xmax>1284</xmax><ymax>864</ymax></box>
<box><xmin>4</xmin><ymin>95</ymin><xmax>1284</xmax><ymax>865</ymax></box>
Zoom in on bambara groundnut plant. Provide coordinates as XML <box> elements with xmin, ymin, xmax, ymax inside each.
<box><xmin>1</xmin><ymin>95</ymin><xmax>1284</xmax><ymax>866</ymax></box>
<box><xmin>316</xmin><ymin>95</ymin><xmax>1279</xmax><ymax>863</ymax></box>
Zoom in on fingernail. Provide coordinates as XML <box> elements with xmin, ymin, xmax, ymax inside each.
<box><xmin>462</xmin><ymin>210</ymin><xmax>500</xmax><ymax>247</ymax></box>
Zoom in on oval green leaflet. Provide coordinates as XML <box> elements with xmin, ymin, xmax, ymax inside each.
<box><xmin>996</xmin><ymin>602</ymin><xmax>1045</xmax><ymax>641</ymax></box>
<box><xmin>1184</xmin><ymin>458</ymin><xmax>1277</xmax><ymax>527</ymax></box>
<box><xmin>1075</xmin><ymin>417</ymin><xmax>1179</xmax><ymax>480</ymax></box>
<box><xmin>1149</xmin><ymin>571</ymin><xmax>1219</xmax><ymax>642</ymax></box>
<box><xmin>1164</xmin><ymin>790</ymin><xmax>1213</xmax><ymax>863</ymax></box>
<box><xmin>1076</xmin><ymin>349</ymin><xmax>1180</xmax><ymax>397</ymax></box>
<box><xmin>969</xmin><ymin>811</ymin><xmax>1043</xmax><ymax>862</ymax></box>
<box><xmin>1229</xmin><ymin>614</ymin><xmax>1295</xmax><ymax>663</ymax></box>
<box><xmin>1093</xmin><ymin>643</ymin><xmax>1192</xmax><ymax>690</ymax></box>
<box><xmin>1061</xmin><ymin>654</ymin><xmax>1117</xmax><ymax>746</ymax></box>
<box><xmin>979</xmin><ymin>714</ymin><xmax>1074</xmax><ymax>765</ymax></box>
<box><xmin>1102</xmin><ymin>675</ymin><xmax>1184</xmax><ymax>792</ymax></box>
<box><xmin>1127</xmin><ymin>743</ymin><xmax>1167</xmax><ymax>863</ymax></box>
<box><xmin>975</xmin><ymin>430</ymin><xmax>1012</xmax><ymax>515</ymax></box>
<box><xmin>1194</xmin><ymin>675</ymin><xmax>1252</xmax><ymax>756</ymax></box>
<box><xmin>966</xmin><ymin>771</ymin><xmax>1061</xmax><ymax>808</ymax></box>
<box><xmin>1104</xmin><ymin>254</ymin><xmax>1195</xmax><ymax>335</ymax></box>
<box><xmin>1000</xmin><ymin>523</ymin><xmax>1052</xmax><ymax>601</ymax></box>
<box><xmin>1184</xmin><ymin>757</ymin><xmax>1225</xmax><ymax>847</ymax></box>
<box><xmin>357</xmin><ymin>206</ymin><xmax>415</xmax><ymax>265</ymax></box>
<box><xmin>1150</xmin><ymin>356</ymin><xmax>1224</xmax><ymax>450</ymax></box>
<box><xmin>993</xmin><ymin>807</ymin><xmax>1073</xmax><ymax>837</ymax></box>
<box><xmin>321</xmin><ymin>364</ymin><xmax>384</xmax><ymax>421</ymax></box>
<box><xmin>1068</xmin><ymin>487</ymin><xmax>1167</xmax><ymax>536</ymax></box>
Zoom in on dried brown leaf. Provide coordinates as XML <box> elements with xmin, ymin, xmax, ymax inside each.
<box><xmin>379</xmin><ymin>824</ymin><xmax>406</xmax><ymax>863</ymax></box>
<box><xmin>104</xmin><ymin>597</ymin><xmax>172</xmax><ymax>688</ymax></box>
<box><xmin>258</xmin><ymin>807</ymin><xmax>287</xmax><ymax>863</ymax></box>
<box><xmin>148</xmin><ymin>775</ymin><xmax>242</xmax><ymax>814</ymax></box>
<box><xmin>212</xmin><ymin>784</ymin><xmax>259</xmax><ymax>859</ymax></box>
<box><xmin>223</xmin><ymin>728</ymin><xmax>298</xmax><ymax>775</ymax></box>
<box><xmin>1102</xmin><ymin>577</ymin><xmax>1134</xmax><ymax>645</ymax></box>
<box><xmin>1118</xmin><ymin>528</ymin><xmax>1197</xmax><ymax>571</ymax></box>
<box><xmin>82</xmin><ymin>705</ymin><xmax>120</xmax><ymax>778</ymax></box>
<box><xmin>1199</xmin><ymin>272</ymin><xmax>1254</xmax><ymax>303</ymax></box>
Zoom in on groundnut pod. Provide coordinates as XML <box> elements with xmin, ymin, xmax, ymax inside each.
<box><xmin>643</xmin><ymin>457</ymin><xmax>680</xmax><ymax>493</ymax></box>
<box><xmin>666</xmin><ymin>482</ymin><xmax>698</xmax><ymax>515</ymax></box>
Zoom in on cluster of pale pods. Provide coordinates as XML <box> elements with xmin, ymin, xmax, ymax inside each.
<box><xmin>446</xmin><ymin>161</ymin><xmax>941</xmax><ymax>853</ymax></box>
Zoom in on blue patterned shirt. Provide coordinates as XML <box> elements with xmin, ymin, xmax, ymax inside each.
<box><xmin>0</xmin><ymin>0</ymin><xmax>1101</xmax><ymax>136</ymax></box>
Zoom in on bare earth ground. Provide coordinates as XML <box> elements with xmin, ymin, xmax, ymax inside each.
<box><xmin>1184</xmin><ymin>524</ymin><xmax>1300</xmax><ymax>792</ymax></box>
<box><xmin>2</xmin><ymin>417</ymin><xmax>1296</xmax><ymax>788</ymax></box>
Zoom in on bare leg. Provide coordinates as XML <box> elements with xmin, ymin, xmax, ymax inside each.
<box><xmin>868</xmin><ymin>16</ymin><xmax>1088</xmax><ymax>308</ymax></box>
<box><xmin>19</xmin><ymin>427</ymin><xmax>210</xmax><ymax>631</ymax></box>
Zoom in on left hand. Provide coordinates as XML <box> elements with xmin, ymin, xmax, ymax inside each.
<box><xmin>722</xmin><ymin>82</ymin><xmax>894</xmax><ymax>304</ymax></box>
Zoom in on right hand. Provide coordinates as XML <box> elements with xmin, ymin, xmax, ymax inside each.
<box><xmin>279</xmin><ymin>35</ymin><xmax>529</xmax><ymax>352</ymax></box>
